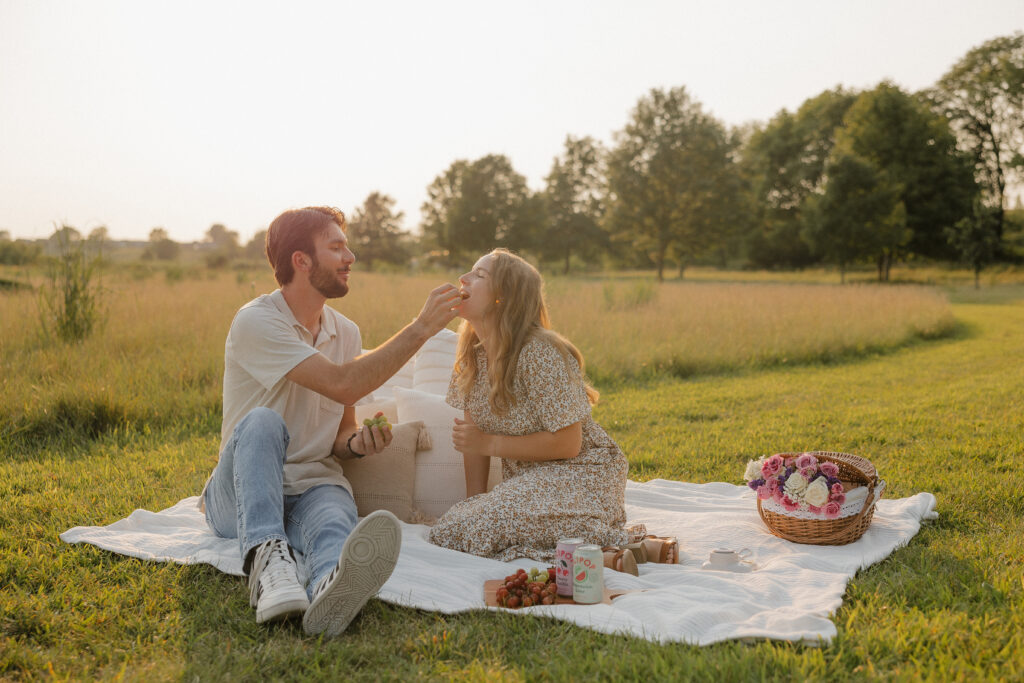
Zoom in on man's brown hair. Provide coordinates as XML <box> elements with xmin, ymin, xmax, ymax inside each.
<box><xmin>265</xmin><ymin>206</ymin><xmax>346</xmax><ymax>286</ymax></box>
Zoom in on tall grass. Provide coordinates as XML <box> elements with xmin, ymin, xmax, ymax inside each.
<box><xmin>545</xmin><ymin>278</ymin><xmax>953</xmax><ymax>381</ymax></box>
<box><xmin>36</xmin><ymin>231</ymin><xmax>104</xmax><ymax>343</ymax></box>
<box><xmin>0</xmin><ymin>269</ymin><xmax>954</xmax><ymax>452</ymax></box>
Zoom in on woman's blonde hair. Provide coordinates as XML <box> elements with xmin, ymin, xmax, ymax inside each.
<box><xmin>453</xmin><ymin>248</ymin><xmax>598</xmax><ymax>414</ymax></box>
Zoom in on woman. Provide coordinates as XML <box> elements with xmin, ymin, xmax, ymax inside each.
<box><xmin>427</xmin><ymin>249</ymin><xmax>628</xmax><ymax>561</ymax></box>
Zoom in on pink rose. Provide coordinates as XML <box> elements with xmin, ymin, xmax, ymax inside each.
<box><xmin>800</xmin><ymin>467</ymin><xmax>816</xmax><ymax>480</ymax></box>
<box><xmin>807</xmin><ymin>504</ymin><xmax>823</xmax><ymax>515</ymax></box>
<box><xmin>761</xmin><ymin>454</ymin><xmax>784</xmax><ymax>478</ymax></box>
<box><xmin>772</xmin><ymin>486</ymin><xmax>784</xmax><ymax>503</ymax></box>
<box><xmin>767</xmin><ymin>478</ymin><xmax>781</xmax><ymax>495</ymax></box>
<box><xmin>831</xmin><ymin>482</ymin><xmax>844</xmax><ymax>495</ymax></box>
<box><xmin>795</xmin><ymin>453</ymin><xmax>817</xmax><ymax>470</ymax></box>
<box><xmin>757</xmin><ymin>485</ymin><xmax>772</xmax><ymax>500</ymax></box>
<box><xmin>830</xmin><ymin>492</ymin><xmax>846</xmax><ymax>505</ymax></box>
<box><xmin>820</xmin><ymin>462</ymin><xmax>840</xmax><ymax>478</ymax></box>
<box><xmin>824</xmin><ymin>501</ymin><xmax>841</xmax><ymax>518</ymax></box>
<box><xmin>784</xmin><ymin>457</ymin><xmax>795</xmax><ymax>468</ymax></box>
<box><xmin>781</xmin><ymin>495</ymin><xmax>800</xmax><ymax>512</ymax></box>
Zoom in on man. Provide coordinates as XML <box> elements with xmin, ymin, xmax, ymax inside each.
<box><xmin>199</xmin><ymin>206</ymin><xmax>460</xmax><ymax>637</ymax></box>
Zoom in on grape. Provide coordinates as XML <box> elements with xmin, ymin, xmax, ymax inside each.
<box><xmin>363</xmin><ymin>415</ymin><xmax>391</xmax><ymax>429</ymax></box>
<box><xmin>493</xmin><ymin>565</ymin><xmax>558</xmax><ymax>609</ymax></box>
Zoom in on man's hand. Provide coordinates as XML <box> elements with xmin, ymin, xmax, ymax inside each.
<box><xmin>412</xmin><ymin>283</ymin><xmax>462</xmax><ymax>337</ymax></box>
<box><xmin>349</xmin><ymin>411</ymin><xmax>393</xmax><ymax>457</ymax></box>
<box><xmin>452</xmin><ymin>414</ymin><xmax>496</xmax><ymax>457</ymax></box>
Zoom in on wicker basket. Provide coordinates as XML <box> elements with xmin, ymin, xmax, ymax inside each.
<box><xmin>757</xmin><ymin>451</ymin><xmax>882</xmax><ymax>545</ymax></box>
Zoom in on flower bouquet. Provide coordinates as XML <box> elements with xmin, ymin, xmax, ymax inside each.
<box><xmin>742</xmin><ymin>451</ymin><xmax>883</xmax><ymax>545</ymax></box>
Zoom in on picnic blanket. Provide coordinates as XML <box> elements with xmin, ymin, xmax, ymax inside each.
<box><xmin>60</xmin><ymin>479</ymin><xmax>938</xmax><ymax>645</ymax></box>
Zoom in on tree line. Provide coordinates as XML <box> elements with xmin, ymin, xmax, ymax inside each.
<box><xmin>410</xmin><ymin>32</ymin><xmax>1023</xmax><ymax>283</ymax></box>
<box><xmin>5</xmin><ymin>33</ymin><xmax>1020</xmax><ymax>284</ymax></box>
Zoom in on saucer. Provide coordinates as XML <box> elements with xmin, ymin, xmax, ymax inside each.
<box><xmin>701</xmin><ymin>560</ymin><xmax>756</xmax><ymax>573</ymax></box>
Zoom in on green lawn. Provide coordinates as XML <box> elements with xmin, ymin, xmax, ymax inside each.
<box><xmin>2</xmin><ymin>291</ymin><xmax>1022</xmax><ymax>680</ymax></box>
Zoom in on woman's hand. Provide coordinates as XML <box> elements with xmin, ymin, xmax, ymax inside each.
<box><xmin>452</xmin><ymin>414</ymin><xmax>496</xmax><ymax>457</ymax></box>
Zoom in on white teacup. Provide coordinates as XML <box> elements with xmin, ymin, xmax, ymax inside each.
<box><xmin>702</xmin><ymin>548</ymin><xmax>754</xmax><ymax>572</ymax></box>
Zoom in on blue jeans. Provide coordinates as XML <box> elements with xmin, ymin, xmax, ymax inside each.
<box><xmin>203</xmin><ymin>407</ymin><xmax>359</xmax><ymax>598</ymax></box>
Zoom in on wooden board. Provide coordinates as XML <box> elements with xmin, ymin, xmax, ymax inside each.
<box><xmin>483</xmin><ymin>579</ymin><xmax>630</xmax><ymax>607</ymax></box>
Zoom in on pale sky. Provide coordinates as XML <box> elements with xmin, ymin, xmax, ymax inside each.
<box><xmin>2</xmin><ymin>0</ymin><xmax>1022</xmax><ymax>243</ymax></box>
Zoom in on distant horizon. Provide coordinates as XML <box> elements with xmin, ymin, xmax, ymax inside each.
<box><xmin>2</xmin><ymin>1</ymin><xmax>1022</xmax><ymax>243</ymax></box>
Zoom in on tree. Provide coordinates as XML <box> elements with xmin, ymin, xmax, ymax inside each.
<box><xmin>47</xmin><ymin>226</ymin><xmax>81</xmax><ymax>256</ymax></box>
<box><xmin>541</xmin><ymin>136</ymin><xmax>608</xmax><ymax>273</ymax></box>
<box><xmin>946</xmin><ymin>201</ymin><xmax>1001</xmax><ymax>288</ymax></box>
<box><xmin>84</xmin><ymin>226</ymin><xmax>108</xmax><ymax>258</ymax></box>
<box><xmin>804</xmin><ymin>153</ymin><xmax>907</xmax><ymax>283</ymax></box>
<box><xmin>205</xmin><ymin>224</ymin><xmax>240</xmax><ymax>253</ymax></box>
<box><xmin>742</xmin><ymin>87</ymin><xmax>858</xmax><ymax>268</ymax></box>
<box><xmin>420</xmin><ymin>155</ymin><xmax>532</xmax><ymax>267</ymax></box>
<box><xmin>244</xmin><ymin>230</ymin><xmax>267</xmax><ymax>261</ymax></box>
<box><xmin>837</xmin><ymin>82</ymin><xmax>976</xmax><ymax>271</ymax></box>
<box><xmin>347</xmin><ymin>192</ymin><xmax>409</xmax><ymax>268</ymax></box>
<box><xmin>929</xmin><ymin>32</ymin><xmax>1024</xmax><ymax>244</ymax></box>
<box><xmin>147</xmin><ymin>227</ymin><xmax>180</xmax><ymax>260</ymax></box>
<box><xmin>204</xmin><ymin>223</ymin><xmax>239</xmax><ymax>268</ymax></box>
<box><xmin>607</xmin><ymin>86</ymin><xmax>740</xmax><ymax>280</ymax></box>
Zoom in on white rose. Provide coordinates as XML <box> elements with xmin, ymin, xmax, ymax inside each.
<box><xmin>744</xmin><ymin>459</ymin><xmax>764</xmax><ymax>481</ymax></box>
<box><xmin>804</xmin><ymin>477</ymin><xmax>830</xmax><ymax>507</ymax></box>
<box><xmin>784</xmin><ymin>472</ymin><xmax>808</xmax><ymax>496</ymax></box>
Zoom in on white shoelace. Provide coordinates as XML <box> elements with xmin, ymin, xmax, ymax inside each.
<box><xmin>253</xmin><ymin>540</ymin><xmax>299</xmax><ymax>600</ymax></box>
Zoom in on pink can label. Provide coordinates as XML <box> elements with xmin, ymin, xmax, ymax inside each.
<box><xmin>555</xmin><ymin>538</ymin><xmax>584</xmax><ymax>597</ymax></box>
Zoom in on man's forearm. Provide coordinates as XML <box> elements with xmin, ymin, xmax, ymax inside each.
<box><xmin>334</xmin><ymin>319</ymin><xmax>434</xmax><ymax>402</ymax></box>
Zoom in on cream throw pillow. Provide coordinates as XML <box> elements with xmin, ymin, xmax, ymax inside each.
<box><xmin>412</xmin><ymin>328</ymin><xmax>458</xmax><ymax>395</ymax></box>
<box><xmin>341</xmin><ymin>420</ymin><xmax>428</xmax><ymax>522</ymax></box>
<box><xmin>394</xmin><ymin>387</ymin><xmax>502</xmax><ymax>519</ymax></box>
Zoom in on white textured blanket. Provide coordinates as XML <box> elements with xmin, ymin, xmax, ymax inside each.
<box><xmin>59</xmin><ymin>479</ymin><xmax>937</xmax><ymax>645</ymax></box>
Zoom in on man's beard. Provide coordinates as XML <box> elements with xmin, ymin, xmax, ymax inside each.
<box><xmin>309</xmin><ymin>255</ymin><xmax>349</xmax><ymax>299</ymax></box>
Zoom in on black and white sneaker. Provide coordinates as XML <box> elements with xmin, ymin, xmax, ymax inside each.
<box><xmin>247</xmin><ymin>538</ymin><xmax>310</xmax><ymax>623</ymax></box>
<box><xmin>302</xmin><ymin>510</ymin><xmax>402</xmax><ymax>637</ymax></box>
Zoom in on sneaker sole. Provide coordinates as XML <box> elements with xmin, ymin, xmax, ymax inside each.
<box><xmin>302</xmin><ymin>510</ymin><xmax>401</xmax><ymax>637</ymax></box>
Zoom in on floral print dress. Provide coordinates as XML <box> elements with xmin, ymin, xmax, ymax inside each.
<box><xmin>427</xmin><ymin>335</ymin><xmax>628</xmax><ymax>561</ymax></box>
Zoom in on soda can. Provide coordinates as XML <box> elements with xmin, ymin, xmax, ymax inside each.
<box><xmin>572</xmin><ymin>544</ymin><xmax>604</xmax><ymax>604</ymax></box>
<box><xmin>555</xmin><ymin>538</ymin><xmax>584</xmax><ymax>597</ymax></box>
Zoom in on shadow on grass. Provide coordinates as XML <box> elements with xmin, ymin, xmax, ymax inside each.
<box><xmin>591</xmin><ymin>321</ymin><xmax>973</xmax><ymax>392</ymax></box>
<box><xmin>1</xmin><ymin>397</ymin><xmax>221</xmax><ymax>463</ymax></box>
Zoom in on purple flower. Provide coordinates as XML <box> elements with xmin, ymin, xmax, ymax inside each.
<box><xmin>748</xmin><ymin>479</ymin><xmax>765</xmax><ymax>491</ymax></box>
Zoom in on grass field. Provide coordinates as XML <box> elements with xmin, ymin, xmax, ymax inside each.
<box><xmin>1</xmin><ymin>268</ymin><xmax>1022</xmax><ymax>680</ymax></box>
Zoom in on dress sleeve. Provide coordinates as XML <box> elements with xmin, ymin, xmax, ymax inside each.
<box><xmin>445</xmin><ymin>368</ymin><xmax>468</xmax><ymax>410</ymax></box>
<box><xmin>520</xmin><ymin>338</ymin><xmax>590</xmax><ymax>433</ymax></box>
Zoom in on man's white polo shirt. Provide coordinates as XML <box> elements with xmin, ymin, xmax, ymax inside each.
<box><xmin>215</xmin><ymin>289</ymin><xmax>367</xmax><ymax>498</ymax></box>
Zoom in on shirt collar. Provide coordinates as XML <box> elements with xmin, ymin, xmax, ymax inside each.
<box><xmin>268</xmin><ymin>289</ymin><xmax>338</xmax><ymax>345</ymax></box>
